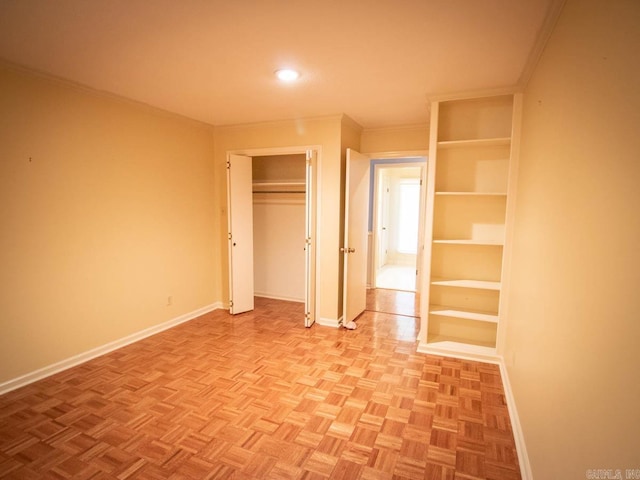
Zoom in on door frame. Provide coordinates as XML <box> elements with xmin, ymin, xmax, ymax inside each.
<box><xmin>372</xmin><ymin>162</ymin><xmax>424</xmax><ymax>291</ymax></box>
<box><xmin>226</xmin><ymin>145</ymin><xmax>321</xmax><ymax>326</ymax></box>
<box><xmin>369</xmin><ymin>152</ymin><xmax>428</xmax><ymax>292</ymax></box>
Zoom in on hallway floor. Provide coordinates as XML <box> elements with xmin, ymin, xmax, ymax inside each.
<box><xmin>375</xmin><ymin>265</ymin><xmax>416</xmax><ymax>292</ymax></box>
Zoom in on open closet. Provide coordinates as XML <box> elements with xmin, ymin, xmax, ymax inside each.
<box><xmin>226</xmin><ymin>150</ymin><xmax>317</xmax><ymax>326</ymax></box>
<box><xmin>252</xmin><ymin>154</ymin><xmax>306</xmax><ymax>303</ymax></box>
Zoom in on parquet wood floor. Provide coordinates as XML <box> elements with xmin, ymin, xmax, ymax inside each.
<box><xmin>0</xmin><ymin>296</ymin><xmax>521</xmax><ymax>479</ymax></box>
<box><xmin>366</xmin><ymin>289</ymin><xmax>419</xmax><ymax>318</ymax></box>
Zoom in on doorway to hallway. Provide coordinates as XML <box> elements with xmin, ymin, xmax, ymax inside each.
<box><xmin>370</xmin><ymin>159</ymin><xmax>426</xmax><ymax>292</ymax></box>
<box><xmin>376</xmin><ymin>264</ymin><xmax>417</xmax><ymax>291</ymax></box>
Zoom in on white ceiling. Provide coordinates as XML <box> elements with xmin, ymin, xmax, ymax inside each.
<box><xmin>0</xmin><ymin>0</ymin><xmax>562</xmax><ymax>128</ymax></box>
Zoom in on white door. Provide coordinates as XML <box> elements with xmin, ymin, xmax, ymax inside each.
<box><xmin>304</xmin><ymin>150</ymin><xmax>317</xmax><ymax>327</ymax></box>
<box><xmin>227</xmin><ymin>154</ymin><xmax>254</xmax><ymax>314</ymax></box>
<box><xmin>342</xmin><ymin>148</ymin><xmax>370</xmax><ymax>323</ymax></box>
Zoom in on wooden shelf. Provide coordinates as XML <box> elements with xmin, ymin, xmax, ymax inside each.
<box><xmin>433</xmin><ymin>239</ymin><xmax>504</xmax><ymax>246</ymax></box>
<box><xmin>437</xmin><ymin>137</ymin><xmax>511</xmax><ymax>149</ymax></box>
<box><xmin>429</xmin><ymin>306</ymin><xmax>499</xmax><ymax>324</ymax></box>
<box><xmin>431</xmin><ymin>279</ymin><xmax>501</xmax><ymax>290</ymax></box>
<box><xmin>252</xmin><ymin>181</ymin><xmax>305</xmax><ymax>193</ymax></box>
<box><xmin>418</xmin><ymin>338</ymin><xmax>498</xmax><ymax>360</ymax></box>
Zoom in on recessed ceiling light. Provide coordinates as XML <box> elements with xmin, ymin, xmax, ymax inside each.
<box><xmin>275</xmin><ymin>68</ymin><xmax>300</xmax><ymax>82</ymax></box>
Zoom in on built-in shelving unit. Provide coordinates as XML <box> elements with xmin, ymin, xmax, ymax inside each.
<box><xmin>419</xmin><ymin>92</ymin><xmax>521</xmax><ymax>360</ymax></box>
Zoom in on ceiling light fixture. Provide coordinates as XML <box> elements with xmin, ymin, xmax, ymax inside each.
<box><xmin>275</xmin><ymin>68</ymin><xmax>300</xmax><ymax>82</ymax></box>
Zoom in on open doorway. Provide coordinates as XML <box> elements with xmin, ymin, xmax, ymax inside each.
<box><xmin>369</xmin><ymin>159</ymin><xmax>426</xmax><ymax>293</ymax></box>
<box><xmin>364</xmin><ymin>157</ymin><xmax>426</xmax><ymax>319</ymax></box>
<box><xmin>375</xmin><ymin>166</ymin><xmax>421</xmax><ymax>290</ymax></box>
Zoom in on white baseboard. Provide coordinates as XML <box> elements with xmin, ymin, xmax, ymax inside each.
<box><xmin>0</xmin><ymin>302</ymin><xmax>223</xmax><ymax>396</ymax></box>
<box><xmin>497</xmin><ymin>360</ymin><xmax>532</xmax><ymax>480</ymax></box>
<box><xmin>316</xmin><ymin>316</ymin><xmax>342</xmax><ymax>328</ymax></box>
<box><xmin>254</xmin><ymin>293</ymin><xmax>305</xmax><ymax>303</ymax></box>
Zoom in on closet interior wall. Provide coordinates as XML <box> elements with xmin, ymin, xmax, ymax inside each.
<box><xmin>252</xmin><ymin>154</ymin><xmax>307</xmax><ymax>303</ymax></box>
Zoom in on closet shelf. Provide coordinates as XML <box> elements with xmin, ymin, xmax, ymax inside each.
<box><xmin>437</xmin><ymin>137</ymin><xmax>511</xmax><ymax>149</ymax></box>
<box><xmin>431</xmin><ymin>279</ymin><xmax>501</xmax><ymax>290</ymax></box>
<box><xmin>429</xmin><ymin>306</ymin><xmax>499</xmax><ymax>324</ymax></box>
<box><xmin>252</xmin><ymin>181</ymin><xmax>305</xmax><ymax>193</ymax></box>
<box><xmin>420</xmin><ymin>337</ymin><xmax>498</xmax><ymax>359</ymax></box>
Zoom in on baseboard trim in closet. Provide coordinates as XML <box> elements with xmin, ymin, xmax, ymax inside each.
<box><xmin>0</xmin><ymin>302</ymin><xmax>223</xmax><ymax>396</ymax></box>
<box><xmin>254</xmin><ymin>293</ymin><xmax>304</xmax><ymax>303</ymax></box>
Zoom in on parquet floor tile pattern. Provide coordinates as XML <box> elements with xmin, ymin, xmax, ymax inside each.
<box><xmin>0</xmin><ymin>296</ymin><xmax>521</xmax><ymax>479</ymax></box>
<box><xmin>366</xmin><ymin>289</ymin><xmax>419</xmax><ymax>318</ymax></box>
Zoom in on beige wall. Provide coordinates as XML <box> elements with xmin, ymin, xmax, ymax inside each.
<box><xmin>253</xmin><ymin>198</ymin><xmax>306</xmax><ymax>302</ymax></box>
<box><xmin>361</xmin><ymin>124</ymin><xmax>429</xmax><ymax>154</ymax></box>
<box><xmin>505</xmin><ymin>0</ymin><xmax>640</xmax><ymax>477</ymax></box>
<box><xmin>213</xmin><ymin>117</ymin><xmax>344</xmax><ymax>322</ymax></box>
<box><xmin>0</xmin><ymin>64</ymin><xmax>217</xmax><ymax>383</ymax></box>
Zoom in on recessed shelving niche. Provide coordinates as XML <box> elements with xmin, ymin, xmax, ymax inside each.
<box><xmin>419</xmin><ymin>92</ymin><xmax>521</xmax><ymax>359</ymax></box>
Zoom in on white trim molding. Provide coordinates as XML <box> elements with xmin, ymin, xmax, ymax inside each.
<box><xmin>0</xmin><ymin>302</ymin><xmax>223</xmax><ymax>396</ymax></box>
<box><xmin>254</xmin><ymin>293</ymin><xmax>305</xmax><ymax>304</ymax></box>
<box><xmin>498</xmin><ymin>361</ymin><xmax>533</xmax><ymax>480</ymax></box>
<box><xmin>316</xmin><ymin>316</ymin><xmax>342</xmax><ymax>328</ymax></box>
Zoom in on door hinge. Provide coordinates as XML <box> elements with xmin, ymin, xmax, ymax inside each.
<box><xmin>226</xmin><ymin>161</ymin><xmax>231</xmax><ymax>169</ymax></box>
<box><xmin>229</xmin><ymin>299</ymin><xmax>234</xmax><ymax>307</ymax></box>
<box><xmin>228</xmin><ymin>232</ymin><xmax>232</xmax><ymax>240</ymax></box>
